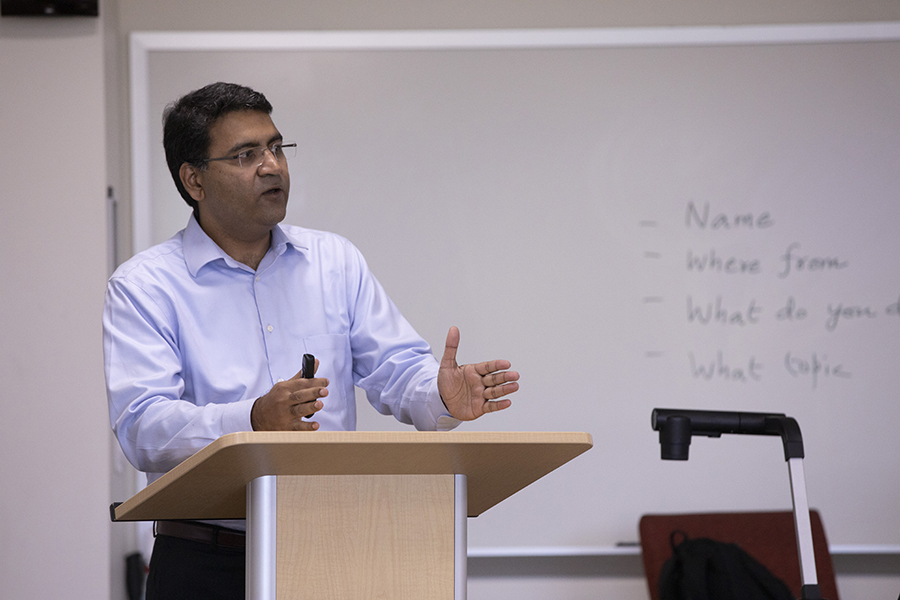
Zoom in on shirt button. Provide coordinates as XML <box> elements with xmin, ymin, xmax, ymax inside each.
<box><xmin>255</xmin><ymin>276</ymin><xmax>260</xmax><ymax>282</ymax></box>
<box><xmin>267</xmin><ymin>325</ymin><xmax>274</xmax><ymax>332</ymax></box>
<box><xmin>277</xmin><ymin>378</ymin><xmax>285</xmax><ymax>383</ymax></box>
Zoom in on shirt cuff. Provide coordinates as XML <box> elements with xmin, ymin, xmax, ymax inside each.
<box><xmin>221</xmin><ymin>397</ymin><xmax>256</xmax><ymax>434</ymax></box>
<box><xmin>427</xmin><ymin>385</ymin><xmax>461</xmax><ymax>432</ymax></box>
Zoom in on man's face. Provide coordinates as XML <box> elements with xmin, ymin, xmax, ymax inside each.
<box><xmin>186</xmin><ymin>110</ymin><xmax>291</xmax><ymax>245</ymax></box>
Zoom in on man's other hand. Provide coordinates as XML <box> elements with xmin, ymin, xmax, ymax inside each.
<box><xmin>250</xmin><ymin>361</ymin><xmax>329</xmax><ymax>431</ymax></box>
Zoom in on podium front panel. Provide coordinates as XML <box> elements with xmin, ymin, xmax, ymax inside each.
<box><xmin>274</xmin><ymin>474</ymin><xmax>456</xmax><ymax>600</ymax></box>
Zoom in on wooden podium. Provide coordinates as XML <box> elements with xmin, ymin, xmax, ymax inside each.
<box><xmin>112</xmin><ymin>431</ymin><xmax>592</xmax><ymax>600</ymax></box>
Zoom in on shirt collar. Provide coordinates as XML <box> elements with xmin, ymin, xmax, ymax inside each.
<box><xmin>183</xmin><ymin>214</ymin><xmax>308</xmax><ymax>277</ymax></box>
<box><xmin>270</xmin><ymin>221</ymin><xmax>299</xmax><ymax>255</ymax></box>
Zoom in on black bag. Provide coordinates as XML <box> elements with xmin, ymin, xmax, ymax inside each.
<box><xmin>659</xmin><ymin>531</ymin><xmax>795</xmax><ymax>600</ymax></box>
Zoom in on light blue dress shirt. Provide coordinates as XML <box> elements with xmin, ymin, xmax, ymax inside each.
<box><xmin>104</xmin><ymin>216</ymin><xmax>458</xmax><ymax>487</ymax></box>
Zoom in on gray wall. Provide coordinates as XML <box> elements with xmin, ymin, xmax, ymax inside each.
<box><xmin>2</xmin><ymin>1</ymin><xmax>900</xmax><ymax>599</ymax></box>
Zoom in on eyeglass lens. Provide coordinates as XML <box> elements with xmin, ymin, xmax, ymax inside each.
<box><xmin>238</xmin><ymin>143</ymin><xmax>297</xmax><ymax>168</ymax></box>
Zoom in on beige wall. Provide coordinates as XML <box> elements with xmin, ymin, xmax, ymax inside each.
<box><xmin>1</xmin><ymin>1</ymin><xmax>897</xmax><ymax>599</ymax></box>
<box><xmin>0</xmin><ymin>14</ymin><xmax>110</xmax><ymax>600</ymax></box>
<box><xmin>115</xmin><ymin>0</ymin><xmax>900</xmax><ymax>30</ymax></box>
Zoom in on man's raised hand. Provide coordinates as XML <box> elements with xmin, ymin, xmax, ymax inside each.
<box><xmin>437</xmin><ymin>326</ymin><xmax>519</xmax><ymax>421</ymax></box>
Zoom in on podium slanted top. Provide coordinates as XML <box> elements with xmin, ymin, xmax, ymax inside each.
<box><xmin>112</xmin><ymin>430</ymin><xmax>592</xmax><ymax>522</ymax></box>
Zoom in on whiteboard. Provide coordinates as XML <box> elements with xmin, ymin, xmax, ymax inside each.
<box><xmin>132</xmin><ymin>26</ymin><xmax>900</xmax><ymax>549</ymax></box>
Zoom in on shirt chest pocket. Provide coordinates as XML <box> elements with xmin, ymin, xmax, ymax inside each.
<box><xmin>302</xmin><ymin>334</ymin><xmax>354</xmax><ymax>426</ymax></box>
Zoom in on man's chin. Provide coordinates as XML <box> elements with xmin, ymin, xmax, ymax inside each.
<box><xmin>260</xmin><ymin>192</ymin><xmax>288</xmax><ymax>221</ymax></box>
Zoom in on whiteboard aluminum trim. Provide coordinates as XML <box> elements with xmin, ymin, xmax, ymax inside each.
<box><xmin>465</xmin><ymin>544</ymin><xmax>900</xmax><ymax>557</ymax></box>
<box><xmin>129</xmin><ymin>22</ymin><xmax>900</xmax><ymax>255</ymax></box>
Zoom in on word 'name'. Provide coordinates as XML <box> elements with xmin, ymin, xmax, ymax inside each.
<box><xmin>686</xmin><ymin>202</ymin><xmax>774</xmax><ymax>230</ymax></box>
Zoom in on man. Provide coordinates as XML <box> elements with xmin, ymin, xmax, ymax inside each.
<box><xmin>103</xmin><ymin>82</ymin><xmax>519</xmax><ymax>599</ymax></box>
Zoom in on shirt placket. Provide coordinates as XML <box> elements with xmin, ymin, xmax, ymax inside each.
<box><xmin>253</xmin><ymin>270</ymin><xmax>284</xmax><ymax>385</ymax></box>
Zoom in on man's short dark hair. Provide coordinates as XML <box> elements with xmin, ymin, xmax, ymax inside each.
<box><xmin>162</xmin><ymin>82</ymin><xmax>273</xmax><ymax>213</ymax></box>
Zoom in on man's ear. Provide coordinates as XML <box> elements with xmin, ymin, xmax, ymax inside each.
<box><xmin>179</xmin><ymin>163</ymin><xmax>205</xmax><ymax>204</ymax></box>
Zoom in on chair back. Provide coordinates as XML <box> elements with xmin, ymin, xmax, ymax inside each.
<box><xmin>639</xmin><ymin>510</ymin><xmax>838</xmax><ymax>600</ymax></box>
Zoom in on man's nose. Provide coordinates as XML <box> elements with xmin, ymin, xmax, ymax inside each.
<box><xmin>257</xmin><ymin>147</ymin><xmax>284</xmax><ymax>173</ymax></box>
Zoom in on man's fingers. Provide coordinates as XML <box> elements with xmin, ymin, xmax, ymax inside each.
<box><xmin>290</xmin><ymin>418</ymin><xmax>319</xmax><ymax>431</ymax></box>
<box><xmin>485</xmin><ymin>381</ymin><xmax>519</xmax><ymax>400</ymax></box>
<box><xmin>290</xmin><ymin>398</ymin><xmax>323</xmax><ymax>416</ymax></box>
<box><xmin>481</xmin><ymin>370</ymin><xmax>520</xmax><ymax>388</ymax></box>
<box><xmin>473</xmin><ymin>359</ymin><xmax>512</xmax><ymax>376</ymax></box>
<box><xmin>289</xmin><ymin>388</ymin><xmax>328</xmax><ymax>417</ymax></box>
<box><xmin>483</xmin><ymin>399</ymin><xmax>512</xmax><ymax>413</ymax></box>
<box><xmin>280</xmin><ymin>377</ymin><xmax>330</xmax><ymax>396</ymax></box>
<box><xmin>441</xmin><ymin>326</ymin><xmax>461</xmax><ymax>368</ymax></box>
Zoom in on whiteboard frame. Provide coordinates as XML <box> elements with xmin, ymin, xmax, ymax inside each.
<box><xmin>129</xmin><ymin>22</ymin><xmax>900</xmax><ymax>254</ymax></box>
<box><xmin>128</xmin><ymin>24</ymin><xmax>900</xmax><ymax>560</ymax></box>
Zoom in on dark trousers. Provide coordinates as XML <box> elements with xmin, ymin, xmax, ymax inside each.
<box><xmin>146</xmin><ymin>533</ymin><xmax>245</xmax><ymax>600</ymax></box>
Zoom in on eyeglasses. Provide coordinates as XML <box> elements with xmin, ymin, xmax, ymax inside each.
<box><xmin>203</xmin><ymin>142</ymin><xmax>297</xmax><ymax>169</ymax></box>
